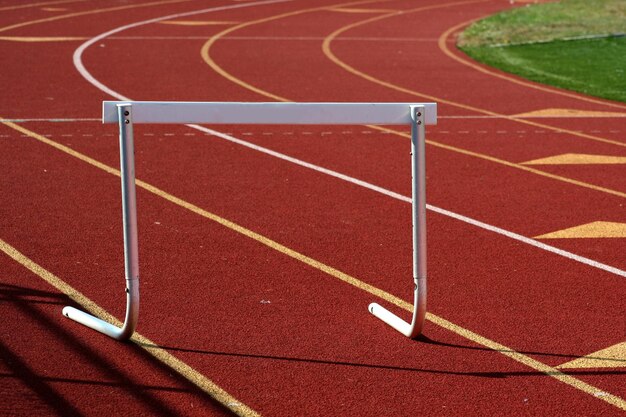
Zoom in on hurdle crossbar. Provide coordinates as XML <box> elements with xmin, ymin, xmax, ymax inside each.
<box><xmin>63</xmin><ymin>101</ymin><xmax>437</xmax><ymax>341</ymax></box>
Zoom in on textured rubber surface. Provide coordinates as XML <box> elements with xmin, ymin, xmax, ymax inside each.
<box><xmin>1</xmin><ymin>0</ymin><xmax>624</xmax><ymax>415</ymax></box>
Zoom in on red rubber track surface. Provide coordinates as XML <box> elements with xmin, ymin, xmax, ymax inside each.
<box><xmin>1</xmin><ymin>0</ymin><xmax>624</xmax><ymax>416</ymax></box>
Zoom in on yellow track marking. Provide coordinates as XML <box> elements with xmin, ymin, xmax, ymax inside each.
<box><xmin>0</xmin><ymin>0</ymin><xmax>196</xmax><ymax>34</ymax></box>
<box><xmin>0</xmin><ymin>238</ymin><xmax>260</xmax><ymax>417</ymax></box>
<box><xmin>0</xmin><ymin>0</ymin><xmax>83</xmax><ymax>12</ymax></box>
<box><xmin>41</xmin><ymin>7</ymin><xmax>67</xmax><ymax>12</ymax></box>
<box><xmin>522</xmin><ymin>153</ymin><xmax>626</xmax><ymax>165</ymax></box>
<box><xmin>426</xmin><ymin>315</ymin><xmax>625</xmax><ymax>409</ymax></box>
<box><xmin>159</xmin><ymin>20</ymin><xmax>238</xmax><ymax>26</ymax></box>
<box><xmin>558</xmin><ymin>342</ymin><xmax>626</xmax><ymax>369</ymax></box>
<box><xmin>514</xmin><ymin>108</ymin><xmax>626</xmax><ymax>118</ymax></box>
<box><xmin>4</xmin><ymin>119</ymin><xmax>626</xmax><ymax>411</ymax></box>
<box><xmin>3</xmin><ymin>121</ymin><xmax>118</xmax><ymax>176</ymax></box>
<box><xmin>440</xmin><ymin>18</ymin><xmax>626</xmax><ymax>112</ymax></box>
<box><xmin>534</xmin><ymin>221</ymin><xmax>626</xmax><ymax>239</ymax></box>
<box><xmin>0</xmin><ymin>36</ymin><xmax>87</xmax><ymax>42</ymax></box>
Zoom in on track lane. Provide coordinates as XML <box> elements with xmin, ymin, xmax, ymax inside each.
<box><xmin>69</xmin><ymin>0</ymin><xmax>624</xmax><ymax>404</ymax></box>
<box><xmin>3</xmin><ymin>120</ymin><xmax>625</xmax><ymax>414</ymax></box>
<box><xmin>195</xmin><ymin>0</ymin><xmax>626</xmax><ymax>266</ymax></box>
<box><xmin>195</xmin><ymin>0</ymin><xmax>625</xmax><ymax>404</ymax></box>
<box><xmin>2</xmin><ymin>0</ymin><xmax>620</xmax><ymax>412</ymax></box>
<box><xmin>63</xmin><ymin>0</ymin><xmax>620</xmax><ymax>274</ymax></box>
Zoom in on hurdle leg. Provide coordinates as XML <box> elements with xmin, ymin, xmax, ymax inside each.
<box><xmin>368</xmin><ymin>105</ymin><xmax>427</xmax><ymax>338</ymax></box>
<box><xmin>62</xmin><ymin>103</ymin><xmax>139</xmax><ymax>341</ymax></box>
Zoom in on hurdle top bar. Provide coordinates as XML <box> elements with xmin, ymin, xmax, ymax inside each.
<box><xmin>103</xmin><ymin>101</ymin><xmax>437</xmax><ymax>125</ymax></box>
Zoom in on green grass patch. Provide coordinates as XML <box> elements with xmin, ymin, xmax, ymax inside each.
<box><xmin>459</xmin><ymin>0</ymin><xmax>626</xmax><ymax>47</ymax></box>
<box><xmin>458</xmin><ymin>0</ymin><xmax>626</xmax><ymax>103</ymax></box>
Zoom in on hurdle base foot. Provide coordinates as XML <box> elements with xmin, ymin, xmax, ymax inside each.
<box><xmin>368</xmin><ymin>303</ymin><xmax>415</xmax><ymax>337</ymax></box>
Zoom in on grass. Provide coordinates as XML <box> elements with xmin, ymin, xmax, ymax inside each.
<box><xmin>458</xmin><ymin>0</ymin><xmax>626</xmax><ymax>103</ymax></box>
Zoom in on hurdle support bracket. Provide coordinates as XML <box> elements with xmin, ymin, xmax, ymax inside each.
<box><xmin>368</xmin><ymin>105</ymin><xmax>427</xmax><ymax>338</ymax></box>
<box><xmin>62</xmin><ymin>103</ymin><xmax>139</xmax><ymax>341</ymax></box>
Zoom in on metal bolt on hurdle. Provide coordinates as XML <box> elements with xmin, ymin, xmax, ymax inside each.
<box><xmin>62</xmin><ymin>103</ymin><xmax>139</xmax><ymax>341</ymax></box>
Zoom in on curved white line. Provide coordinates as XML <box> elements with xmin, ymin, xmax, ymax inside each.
<box><xmin>72</xmin><ymin>2</ymin><xmax>626</xmax><ymax>280</ymax></box>
<box><xmin>72</xmin><ymin>0</ymin><xmax>297</xmax><ymax>100</ymax></box>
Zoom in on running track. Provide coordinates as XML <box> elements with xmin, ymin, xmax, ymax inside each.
<box><xmin>1</xmin><ymin>0</ymin><xmax>625</xmax><ymax>415</ymax></box>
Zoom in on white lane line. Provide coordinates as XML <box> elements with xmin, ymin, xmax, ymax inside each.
<box><xmin>72</xmin><ymin>2</ymin><xmax>626</xmax><ymax>281</ymax></box>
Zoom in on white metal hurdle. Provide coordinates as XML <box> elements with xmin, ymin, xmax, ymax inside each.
<box><xmin>62</xmin><ymin>102</ymin><xmax>437</xmax><ymax>341</ymax></box>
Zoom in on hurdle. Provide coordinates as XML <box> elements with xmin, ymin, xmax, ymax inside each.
<box><xmin>62</xmin><ymin>101</ymin><xmax>437</xmax><ymax>341</ymax></box>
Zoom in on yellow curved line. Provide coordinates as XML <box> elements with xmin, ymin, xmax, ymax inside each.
<box><xmin>0</xmin><ymin>0</ymin><xmax>195</xmax><ymax>34</ymax></box>
<box><xmin>439</xmin><ymin>18</ymin><xmax>626</xmax><ymax>111</ymax></box>
<box><xmin>321</xmin><ymin>6</ymin><xmax>626</xmax><ymax>149</ymax></box>
<box><xmin>5</xmin><ymin>118</ymin><xmax>626</xmax><ymax>412</ymax></box>
<box><xmin>200</xmin><ymin>0</ymin><xmax>388</xmax><ymax>102</ymax></box>
<box><xmin>0</xmin><ymin>0</ymin><xmax>84</xmax><ymax>12</ymax></box>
